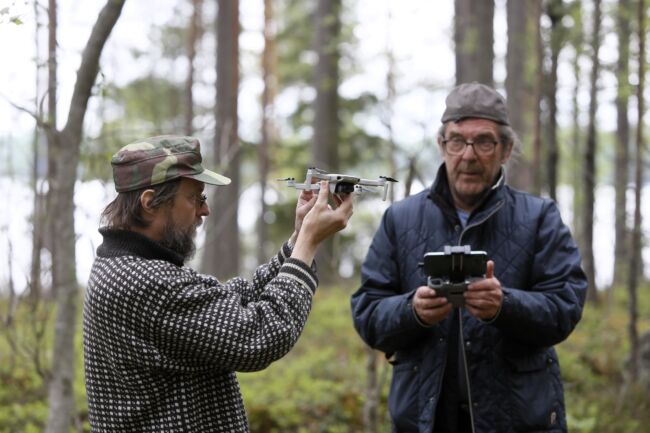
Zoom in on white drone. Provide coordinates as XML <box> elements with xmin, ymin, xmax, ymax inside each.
<box><xmin>279</xmin><ymin>167</ymin><xmax>398</xmax><ymax>201</ymax></box>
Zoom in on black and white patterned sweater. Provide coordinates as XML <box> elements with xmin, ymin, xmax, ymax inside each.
<box><xmin>83</xmin><ymin>228</ymin><xmax>318</xmax><ymax>432</ymax></box>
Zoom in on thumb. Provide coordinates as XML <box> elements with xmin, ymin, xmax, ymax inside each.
<box><xmin>485</xmin><ymin>260</ymin><xmax>495</xmax><ymax>279</ymax></box>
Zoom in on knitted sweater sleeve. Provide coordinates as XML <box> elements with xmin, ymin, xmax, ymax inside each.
<box><xmin>222</xmin><ymin>242</ymin><xmax>295</xmax><ymax>305</ymax></box>
<box><xmin>146</xmin><ymin>256</ymin><xmax>318</xmax><ymax>373</ymax></box>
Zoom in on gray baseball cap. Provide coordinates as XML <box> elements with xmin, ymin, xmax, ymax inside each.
<box><xmin>441</xmin><ymin>82</ymin><xmax>510</xmax><ymax>126</ymax></box>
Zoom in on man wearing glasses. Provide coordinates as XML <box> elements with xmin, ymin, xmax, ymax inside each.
<box><xmin>351</xmin><ymin>83</ymin><xmax>587</xmax><ymax>433</ymax></box>
<box><xmin>83</xmin><ymin>135</ymin><xmax>354</xmax><ymax>432</ymax></box>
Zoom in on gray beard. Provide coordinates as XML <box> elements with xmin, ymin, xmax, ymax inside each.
<box><xmin>159</xmin><ymin>220</ymin><xmax>197</xmax><ymax>263</ymax></box>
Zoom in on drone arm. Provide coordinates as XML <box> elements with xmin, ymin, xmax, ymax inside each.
<box><xmin>358</xmin><ymin>179</ymin><xmax>383</xmax><ymax>187</ymax></box>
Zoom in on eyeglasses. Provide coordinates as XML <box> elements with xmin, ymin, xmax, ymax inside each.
<box><xmin>442</xmin><ymin>137</ymin><xmax>499</xmax><ymax>156</ymax></box>
<box><xmin>189</xmin><ymin>193</ymin><xmax>208</xmax><ymax>207</ymax></box>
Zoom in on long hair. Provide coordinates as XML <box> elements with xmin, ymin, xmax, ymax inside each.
<box><xmin>101</xmin><ymin>179</ymin><xmax>181</xmax><ymax>230</ymax></box>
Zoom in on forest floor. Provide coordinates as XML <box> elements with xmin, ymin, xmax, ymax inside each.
<box><xmin>0</xmin><ymin>282</ymin><xmax>648</xmax><ymax>433</ymax></box>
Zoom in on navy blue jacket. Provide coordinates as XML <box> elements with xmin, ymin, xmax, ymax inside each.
<box><xmin>351</xmin><ymin>165</ymin><xmax>587</xmax><ymax>433</ymax></box>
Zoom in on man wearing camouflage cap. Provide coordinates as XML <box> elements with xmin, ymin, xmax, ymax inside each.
<box><xmin>83</xmin><ymin>135</ymin><xmax>354</xmax><ymax>432</ymax></box>
<box><xmin>351</xmin><ymin>83</ymin><xmax>587</xmax><ymax>433</ymax></box>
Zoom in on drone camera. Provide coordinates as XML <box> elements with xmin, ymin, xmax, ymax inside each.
<box><xmin>333</xmin><ymin>182</ymin><xmax>356</xmax><ymax>194</ymax></box>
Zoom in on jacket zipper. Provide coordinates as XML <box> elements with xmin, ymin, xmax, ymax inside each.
<box><xmin>458</xmin><ymin>199</ymin><xmax>504</xmax><ymax>245</ymax></box>
<box><xmin>456</xmin><ymin>198</ymin><xmax>504</xmax><ymax>433</ymax></box>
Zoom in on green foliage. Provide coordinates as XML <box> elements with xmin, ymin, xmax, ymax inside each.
<box><xmin>0</xmin><ymin>298</ymin><xmax>87</xmax><ymax>433</ymax></box>
<box><xmin>557</xmin><ymin>286</ymin><xmax>650</xmax><ymax>433</ymax></box>
<box><xmin>80</xmin><ymin>76</ymin><xmax>185</xmax><ymax>182</ymax></box>
<box><xmin>338</xmin><ymin>92</ymin><xmax>384</xmax><ymax>170</ymax></box>
<box><xmin>79</xmin><ymin>10</ymin><xmax>193</xmax><ymax>183</ymax></box>
<box><xmin>0</xmin><ymin>3</ymin><xmax>24</xmax><ymax>26</ymax></box>
<box><xmin>239</xmin><ymin>285</ymin><xmax>390</xmax><ymax>433</ymax></box>
<box><xmin>276</xmin><ymin>0</ymin><xmax>319</xmax><ymax>86</ymax></box>
<box><xmin>0</xmin><ymin>367</ymin><xmax>47</xmax><ymax>433</ymax></box>
<box><xmin>2</xmin><ymin>282</ymin><xmax>649</xmax><ymax>433</ymax></box>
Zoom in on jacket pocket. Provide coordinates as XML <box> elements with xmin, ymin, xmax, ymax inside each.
<box><xmin>388</xmin><ymin>361</ymin><xmax>420</xmax><ymax>432</ymax></box>
<box><xmin>504</xmin><ymin>351</ymin><xmax>564</xmax><ymax>432</ymax></box>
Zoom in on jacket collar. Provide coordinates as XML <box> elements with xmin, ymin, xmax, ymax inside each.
<box><xmin>97</xmin><ymin>227</ymin><xmax>185</xmax><ymax>267</ymax></box>
<box><xmin>427</xmin><ymin>163</ymin><xmax>506</xmax><ymax>221</ymax></box>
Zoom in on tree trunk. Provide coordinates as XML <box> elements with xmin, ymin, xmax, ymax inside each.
<box><xmin>44</xmin><ymin>0</ymin><xmax>58</xmax><ymax>285</ymax></box>
<box><xmin>258</xmin><ymin>0</ymin><xmax>277</xmax><ymax>263</ymax></box>
<box><xmin>626</xmin><ymin>0</ymin><xmax>645</xmax><ymax>383</ymax></box>
<box><xmin>44</xmin><ymin>2</ymin><xmax>125</xmax><ymax>432</ymax></box>
<box><xmin>454</xmin><ymin>0</ymin><xmax>494</xmax><ymax>85</ymax></box>
<box><xmin>363</xmin><ymin>346</ymin><xmax>379</xmax><ymax>433</ymax></box>
<box><xmin>614</xmin><ymin>0</ymin><xmax>631</xmax><ymax>287</ymax></box>
<box><xmin>505</xmin><ymin>0</ymin><xmax>541</xmax><ymax>192</ymax></box>
<box><xmin>30</xmin><ymin>0</ymin><xmax>45</xmax><ymax>303</ymax></box>
<box><xmin>570</xmin><ymin>2</ymin><xmax>584</xmax><ymax>243</ymax></box>
<box><xmin>202</xmin><ymin>0</ymin><xmax>240</xmax><ymax>279</ymax></box>
<box><xmin>545</xmin><ymin>0</ymin><xmax>564</xmax><ymax>201</ymax></box>
<box><xmin>531</xmin><ymin>2</ymin><xmax>543</xmax><ymax>196</ymax></box>
<box><xmin>184</xmin><ymin>0</ymin><xmax>203</xmax><ymax>136</ymax></box>
<box><xmin>383</xmin><ymin>10</ymin><xmax>397</xmax><ymax>203</ymax></box>
<box><xmin>582</xmin><ymin>0</ymin><xmax>601</xmax><ymax>304</ymax></box>
<box><xmin>312</xmin><ymin>0</ymin><xmax>341</xmax><ymax>283</ymax></box>
<box><xmin>312</xmin><ymin>0</ymin><xmax>340</xmax><ymax>171</ymax></box>
<box><xmin>639</xmin><ymin>331</ymin><xmax>650</xmax><ymax>393</ymax></box>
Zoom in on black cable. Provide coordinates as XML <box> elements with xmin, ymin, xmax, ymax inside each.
<box><xmin>458</xmin><ymin>307</ymin><xmax>476</xmax><ymax>433</ymax></box>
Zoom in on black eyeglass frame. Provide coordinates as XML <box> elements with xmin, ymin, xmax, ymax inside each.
<box><xmin>441</xmin><ymin>137</ymin><xmax>500</xmax><ymax>156</ymax></box>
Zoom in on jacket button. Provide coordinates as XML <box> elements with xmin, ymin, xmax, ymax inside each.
<box><xmin>413</xmin><ymin>366</ymin><xmax>418</xmax><ymax>372</ymax></box>
<box><xmin>439</xmin><ymin>337</ymin><xmax>445</xmax><ymax>343</ymax></box>
<box><xmin>465</xmin><ymin>340</ymin><xmax>471</xmax><ymax>348</ymax></box>
<box><xmin>454</xmin><ymin>225</ymin><xmax>461</xmax><ymax>232</ymax></box>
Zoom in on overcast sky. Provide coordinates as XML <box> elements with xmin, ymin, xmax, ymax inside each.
<box><xmin>0</xmin><ymin>1</ymin><xmax>452</xmax><ymax>136</ymax></box>
<box><xmin>1</xmin><ymin>0</ymin><xmax>626</xmax><ymax>161</ymax></box>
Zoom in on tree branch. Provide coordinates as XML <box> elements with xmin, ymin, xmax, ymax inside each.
<box><xmin>0</xmin><ymin>95</ymin><xmax>49</xmax><ymax>129</ymax></box>
<box><xmin>61</xmin><ymin>0</ymin><xmax>125</xmax><ymax>142</ymax></box>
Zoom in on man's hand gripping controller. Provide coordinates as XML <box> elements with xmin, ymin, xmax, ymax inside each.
<box><xmin>422</xmin><ymin>245</ymin><xmax>487</xmax><ymax>308</ymax></box>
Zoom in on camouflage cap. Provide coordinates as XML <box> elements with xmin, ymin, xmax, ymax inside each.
<box><xmin>441</xmin><ymin>82</ymin><xmax>510</xmax><ymax>126</ymax></box>
<box><xmin>111</xmin><ymin>135</ymin><xmax>231</xmax><ymax>192</ymax></box>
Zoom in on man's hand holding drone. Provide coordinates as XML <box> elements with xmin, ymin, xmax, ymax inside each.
<box><xmin>289</xmin><ymin>181</ymin><xmax>354</xmax><ymax>264</ymax></box>
<box><xmin>290</xmin><ymin>179</ymin><xmax>352</xmax><ymax>243</ymax></box>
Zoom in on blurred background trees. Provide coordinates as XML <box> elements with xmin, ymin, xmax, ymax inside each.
<box><xmin>0</xmin><ymin>0</ymin><xmax>650</xmax><ymax>432</ymax></box>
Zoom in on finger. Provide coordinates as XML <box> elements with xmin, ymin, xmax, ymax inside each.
<box><xmin>315</xmin><ymin>181</ymin><xmax>330</xmax><ymax>206</ymax></box>
<box><xmin>335</xmin><ymin>190</ymin><xmax>354</xmax><ymax>214</ymax></box>
<box><xmin>465</xmin><ymin>304</ymin><xmax>480</xmax><ymax>317</ymax></box>
<box><xmin>485</xmin><ymin>260</ymin><xmax>495</xmax><ymax>279</ymax></box>
<box><xmin>307</xmin><ymin>193</ymin><xmax>318</xmax><ymax>206</ymax></box>
<box><xmin>299</xmin><ymin>189</ymin><xmax>314</xmax><ymax>200</ymax></box>
<box><xmin>467</xmin><ymin>279</ymin><xmax>490</xmax><ymax>291</ymax></box>
<box><xmin>415</xmin><ymin>286</ymin><xmax>437</xmax><ymax>298</ymax></box>
<box><xmin>415</xmin><ymin>294</ymin><xmax>448</xmax><ymax>311</ymax></box>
